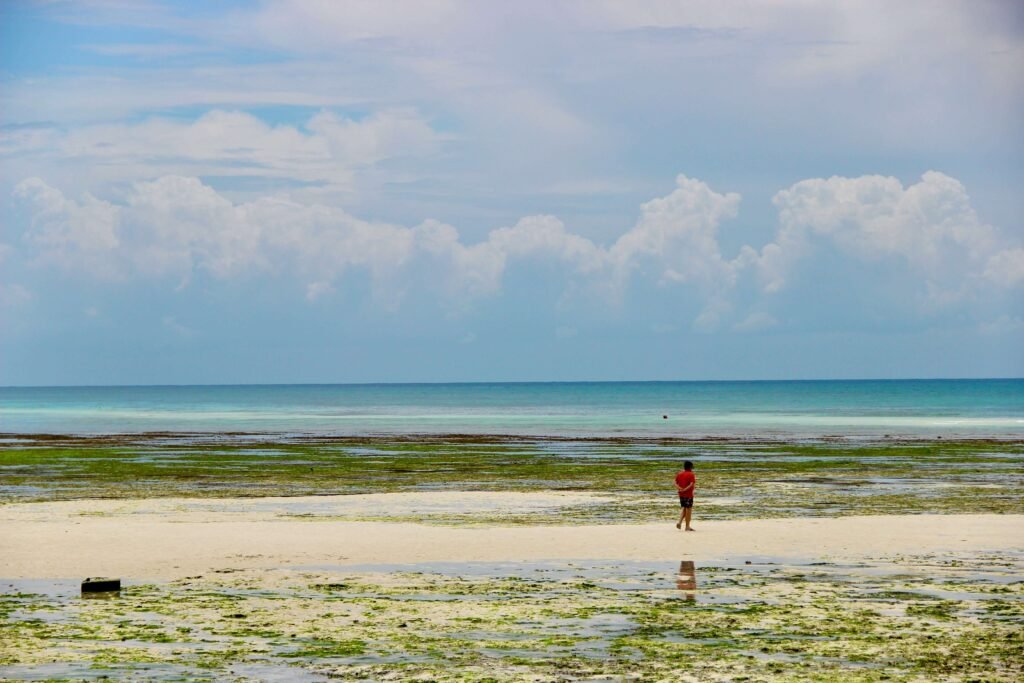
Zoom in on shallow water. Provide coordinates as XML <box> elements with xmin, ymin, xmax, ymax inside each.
<box><xmin>2</xmin><ymin>379</ymin><xmax>1022</xmax><ymax>437</ymax></box>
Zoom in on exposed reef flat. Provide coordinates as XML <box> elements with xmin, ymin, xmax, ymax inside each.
<box><xmin>1</xmin><ymin>433</ymin><xmax>1022</xmax><ymax>520</ymax></box>
<box><xmin>1</xmin><ymin>433</ymin><xmax>1022</xmax><ymax>681</ymax></box>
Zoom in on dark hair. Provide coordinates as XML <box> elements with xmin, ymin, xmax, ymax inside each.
<box><xmin>684</xmin><ymin>460</ymin><xmax>693</xmax><ymax>471</ymax></box>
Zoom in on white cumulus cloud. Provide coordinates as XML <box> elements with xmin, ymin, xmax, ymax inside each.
<box><xmin>984</xmin><ymin>248</ymin><xmax>1024</xmax><ymax>289</ymax></box>
<box><xmin>12</xmin><ymin>170</ymin><xmax>1020</xmax><ymax>325</ymax></box>
<box><xmin>14</xmin><ymin>177</ymin><xmax>122</xmax><ymax>279</ymax></box>
<box><xmin>12</xmin><ymin>173</ymin><xmax>746</xmax><ymax>318</ymax></box>
<box><xmin>753</xmin><ymin>171</ymin><xmax>1021</xmax><ymax>303</ymax></box>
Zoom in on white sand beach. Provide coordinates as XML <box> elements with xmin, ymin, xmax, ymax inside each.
<box><xmin>2</xmin><ymin>492</ymin><xmax>1021</xmax><ymax>581</ymax></box>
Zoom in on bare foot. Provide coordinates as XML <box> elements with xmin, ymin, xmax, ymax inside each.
<box><xmin>675</xmin><ymin>522</ymin><xmax>681</xmax><ymax>529</ymax></box>
<box><xmin>685</xmin><ymin>527</ymin><xmax>695</xmax><ymax>531</ymax></box>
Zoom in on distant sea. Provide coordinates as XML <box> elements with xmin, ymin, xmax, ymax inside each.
<box><xmin>1</xmin><ymin>379</ymin><xmax>1022</xmax><ymax>438</ymax></box>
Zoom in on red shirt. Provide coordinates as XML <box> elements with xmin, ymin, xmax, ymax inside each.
<box><xmin>675</xmin><ymin>470</ymin><xmax>695</xmax><ymax>496</ymax></box>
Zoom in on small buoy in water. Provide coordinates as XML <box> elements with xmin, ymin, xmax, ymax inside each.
<box><xmin>81</xmin><ymin>577</ymin><xmax>120</xmax><ymax>594</ymax></box>
<box><xmin>662</xmin><ymin>415</ymin><xmax>668</xmax><ymax>420</ymax></box>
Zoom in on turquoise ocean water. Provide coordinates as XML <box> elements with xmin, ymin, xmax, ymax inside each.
<box><xmin>0</xmin><ymin>380</ymin><xmax>1022</xmax><ymax>438</ymax></box>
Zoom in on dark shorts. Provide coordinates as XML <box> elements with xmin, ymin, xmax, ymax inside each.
<box><xmin>679</xmin><ymin>496</ymin><xmax>693</xmax><ymax>509</ymax></box>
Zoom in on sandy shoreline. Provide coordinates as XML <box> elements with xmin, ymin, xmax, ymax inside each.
<box><xmin>2</xmin><ymin>492</ymin><xmax>1021</xmax><ymax>581</ymax></box>
<box><xmin>4</xmin><ymin>492</ymin><xmax>1023</xmax><ymax>681</ymax></box>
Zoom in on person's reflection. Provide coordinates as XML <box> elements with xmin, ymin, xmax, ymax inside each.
<box><xmin>676</xmin><ymin>560</ymin><xmax>697</xmax><ymax>601</ymax></box>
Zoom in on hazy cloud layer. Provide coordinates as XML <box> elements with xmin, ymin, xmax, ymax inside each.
<box><xmin>1</xmin><ymin>1</ymin><xmax>1022</xmax><ymax>382</ymax></box>
<box><xmin>2</xmin><ymin>109</ymin><xmax>442</xmax><ymax>193</ymax></box>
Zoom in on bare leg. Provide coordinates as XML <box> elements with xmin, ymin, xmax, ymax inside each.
<box><xmin>684</xmin><ymin>506</ymin><xmax>694</xmax><ymax>531</ymax></box>
<box><xmin>676</xmin><ymin>507</ymin><xmax>685</xmax><ymax>529</ymax></box>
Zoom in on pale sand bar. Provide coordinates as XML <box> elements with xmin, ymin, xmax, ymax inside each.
<box><xmin>2</xmin><ymin>492</ymin><xmax>1021</xmax><ymax>580</ymax></box>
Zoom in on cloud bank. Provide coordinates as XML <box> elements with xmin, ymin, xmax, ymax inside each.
<box><xmin>12</xmin><ymin>170</ymin><xmax>1021</xmax><ymax>326</ymax></box>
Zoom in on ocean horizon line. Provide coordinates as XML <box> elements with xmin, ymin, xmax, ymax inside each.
<box><xmin>3</xmin><ymin>376</ymin><xmax>1023</xmax><ymax>390</ymax></box>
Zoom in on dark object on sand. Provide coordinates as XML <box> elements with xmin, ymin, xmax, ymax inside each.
<box><xmin>81</xmin><ymin>577</ymin><xmax>120</xmax><ymax>593</ymax></box>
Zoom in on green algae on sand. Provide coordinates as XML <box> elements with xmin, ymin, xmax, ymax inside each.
<box><xmin>2</xmin><ymin>554</ymin><xmax>1022</xmax><ymax>682</ymax></box>
<box><xmin>1</xmin><ymin>433</ymin><xmax>1021</xmax><ymax>522</ymax></box>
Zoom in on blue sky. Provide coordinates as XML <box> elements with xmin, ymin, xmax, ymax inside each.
<box><xmin>1</xmin><ymin>0</ymin><xmax>1022</xmax><ymax>385</ymax></box>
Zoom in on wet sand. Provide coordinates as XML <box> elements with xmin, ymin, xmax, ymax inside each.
<box><xmin>2</xmin><ymin>492</ymin><xmax>1020</xmax><ymax>580</ymax></box>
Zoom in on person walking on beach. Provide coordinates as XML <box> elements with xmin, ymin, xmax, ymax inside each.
<box><xmin>675</xmin><ymin>460</ymin><xmax>695</xmax><ymax>531</ymax></box>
